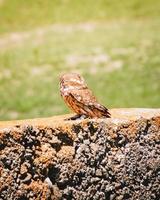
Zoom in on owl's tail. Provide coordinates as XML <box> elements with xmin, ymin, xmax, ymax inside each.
<box><xmin>99</xmin><ymin>105</ymin><xmax>111</xmax><ymax>118</ymax></box>
<box><xmin>90</xmin><ymin>104</ymin><xmax>111</xmax><ymax>118</ymax></box>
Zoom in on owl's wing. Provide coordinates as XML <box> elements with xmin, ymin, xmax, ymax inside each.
<box><xmin>70</xmin><ymin>89</ymin><xmax>111</xmax><ymax>117</ymax></box>
<box><xmin>71</xmin><ymin>89</ymin><xmax>97</xmax><ymax>104</ymax></box>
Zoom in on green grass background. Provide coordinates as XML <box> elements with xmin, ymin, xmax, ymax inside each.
<box><xmin>0</xmin><ymin>0</ymin><xmax>160</xmax><ymax>120</ymax></box>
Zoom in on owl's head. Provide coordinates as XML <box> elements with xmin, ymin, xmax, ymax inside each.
<box><xmin>60</xmin><ymin>73</ymin><xmax>86</xmax><ymax>89</ymax></box>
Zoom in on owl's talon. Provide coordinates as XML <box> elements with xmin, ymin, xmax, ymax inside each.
<box><xmin>79</xmin><ymin>114</ymin><xmax>88</xmax><ymax>120</ymax></box>
<box><xmin>65</xmin><ymin>114</ymin><xmax>87</xmax><ymax>120</ymax></box>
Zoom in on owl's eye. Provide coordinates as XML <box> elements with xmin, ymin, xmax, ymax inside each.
<box><xmin>78</xmin><ymin>75</ymin><xmax>81</xmax><ymax>79</ymax></box>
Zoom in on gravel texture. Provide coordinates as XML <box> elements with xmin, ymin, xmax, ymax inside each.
<box><xmin>0</xmin><ymin>115</ymin><xmax>160</xmax><ymax>200</ymax></box>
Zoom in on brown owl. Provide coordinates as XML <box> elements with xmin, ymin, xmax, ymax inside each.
<box><xmin>60</xmin><ymin>73</ymin><xmax>111</xmax><ymax>119</ymax></box>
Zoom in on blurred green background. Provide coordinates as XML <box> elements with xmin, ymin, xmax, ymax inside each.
<box><xmin>0</xmin><ymin>0</ymin><xmax>160</xmax><ymax>120</ymax></box>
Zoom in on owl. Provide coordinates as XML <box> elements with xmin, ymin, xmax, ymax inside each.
<box><xmin>60</xmin><ymin>73</ymin><xmax>111</xmax><ymax>119</ymax></box>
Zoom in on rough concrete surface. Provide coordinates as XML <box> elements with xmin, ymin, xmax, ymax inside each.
<box><xmin>0</xmin><ymin>109</ymin><xmax>160</xmax><ymax>200</ymax></box>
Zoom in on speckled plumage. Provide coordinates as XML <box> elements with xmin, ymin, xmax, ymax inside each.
<box><xmin>60</xmin><ymin>73</ymin><xmax>110</xmax><ymax>118</ymax></box>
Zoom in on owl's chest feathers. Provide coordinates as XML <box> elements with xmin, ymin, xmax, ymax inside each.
<box><xmin>61</xmin><ymin>86</ymin><xmax>80</xmax><ymax>97</ymax></box>
<box><xmin>63</xmin><ymin>91</ymin><xmax>82</xmax><ymax>114</ymax></box>
<box><xmin>61</xmin><ymin>88</ymin><xmax>73</xmax><ymax>97</ymax></box>
<box><xmin>61</xmin><ymin>87</ymin><xmax>80</xmax><ymax>107</ymax></box>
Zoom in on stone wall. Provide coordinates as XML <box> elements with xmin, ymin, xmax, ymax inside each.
<box><xmin>0</xmin><ymin>109</ymin><xmax>160</xmax><ymax>200</ymax></box>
